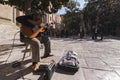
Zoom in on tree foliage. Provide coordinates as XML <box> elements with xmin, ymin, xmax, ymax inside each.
<box><xmin>83</xmin><ymin>0</ymin><xmax>120</xmax><ymax>35</ymax></box>
<box><xmin>62</xmin><ymin>0</ymin><xmax>82</xmax><ymax>34</ymax></box>
<box><xmin>0</xmin><ymin>0</ymin><xmax>70</xmax><ymax>13</ymax></box>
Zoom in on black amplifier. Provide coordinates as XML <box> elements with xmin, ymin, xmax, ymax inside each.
<box><xmin>39</xmin><ymin>60</ymin><xmax>56</xmax><ymax>80</ymax></box>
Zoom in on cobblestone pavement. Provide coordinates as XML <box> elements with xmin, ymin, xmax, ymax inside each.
<box><xmin>0</xmin><ymin>23</ymin><xmax>120</xmax><ymax>80</ymax></box>
<box><xmin>51</xmin><ymin>37</ymin><xmax>120</xmax><ymax>80</ymax></box>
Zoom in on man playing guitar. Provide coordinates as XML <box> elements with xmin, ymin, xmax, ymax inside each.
<box><xmin>16</xmin><ymin>10</ymin><xmax>52</xmax><ymax>71</ymax></box>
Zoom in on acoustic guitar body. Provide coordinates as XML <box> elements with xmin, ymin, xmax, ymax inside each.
<box><xmin>21</xmin><ymin>25</ymin><xmax>44</xmax><ymax>38</ymax></box>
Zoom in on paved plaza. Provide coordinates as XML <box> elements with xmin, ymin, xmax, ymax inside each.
<box><xmin>0</xmin><ymin>22</ymin><xmax>120</xmax><ymax>80</ymax></box>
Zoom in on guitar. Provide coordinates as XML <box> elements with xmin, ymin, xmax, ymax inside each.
<box><xmin>21</xmin><ymin>25</ymin><xmax>45</xmax><ymax>38</ymax></box>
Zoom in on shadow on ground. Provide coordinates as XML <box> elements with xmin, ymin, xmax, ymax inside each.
<box><xmin>0</xmin><ymin>59</ymin><xmax>34</xmax><ymax>80</ymax></box>
<box><xmin>55</xmin><ymin>67</ymin><xmax>77</xmax><ymax>75</ymax></box>
<box><xmin>0</xmin><ymin>43</ymin><xmax>25</xmax><ymax>56</ymax></box>
<box><xmin>51</xmin><ymin>37</ymin><xmax>112</xmax><ymax>44</ymax></box>
<box><xmin>104</xmin><ymin>36</ymin><xmax>120</xmax><ymax>40</ymax></box>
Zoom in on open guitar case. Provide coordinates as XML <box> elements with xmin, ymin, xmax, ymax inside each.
<box><xmin>57</xmin><ymin>50</ymin><xmax>79</xmax><ymax>72</ymax></box>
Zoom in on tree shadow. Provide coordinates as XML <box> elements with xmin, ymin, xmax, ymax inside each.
<box><xmin>0</xmin><ymin>44</ymin><xmax>12</xmax><ymax>53</ymax></box>
<box><xmin>104</xmin><ymin>36</ymin><xmax>120</xmax><ymax>40</ymax></box>
<box><xmin>93</xmin><ymin>39</ymin><xmax>112</xmax><ymax>42</ymax></box>
<box><xmin>0</xmin><ymin>59</ymin><xmax>34</xmax><ymax>80</ymax></box>
<box><xmin>36</xmin><ymin>70</ymin><xmax>46</xmax><ymax>80</ymax></box>
<box><xmin>0</xmin><ymin>61</ymin><xmax>6</xmax><ymax>64</ymax></box>
<box><xmin>0</xmin><ymin>43</ymin><xmax>25</xmax><ymax>56</ymax></box>
<box><xmin>36</xmin><ymin>65</ymin><xmax>78</xmax><ymax>80</ymax></box>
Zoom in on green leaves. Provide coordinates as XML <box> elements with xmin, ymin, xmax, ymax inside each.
<box><xmin>0</xmin><ymin>0</ymin><xmax>70</xmax><ymax>13</ymax></box>
<box><xmin>62</xmin><ymin>1</ymin><xmax>82</xmax><ymax>32</ymax></box>
<box><xmin>83</xmin><ymin>0</ymin><xmax>120</xmax><ymax>35</ymax></box>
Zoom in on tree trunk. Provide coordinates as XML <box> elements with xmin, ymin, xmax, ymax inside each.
<box><xmin>25</xmin><ymin>0</ymin><xmax>33</xmax><ymax>15</ymax></box>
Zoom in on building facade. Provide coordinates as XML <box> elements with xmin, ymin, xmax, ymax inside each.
<box><xmin>0</xmin><ymin>4</ymin><xmax>62</xmax><ymax>26</ymax></box>
<box><xmin>0</xmin><ymin>4</ymin><xmax>63</xmax><ymax>37</ymax></box>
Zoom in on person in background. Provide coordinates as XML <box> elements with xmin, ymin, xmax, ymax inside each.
<box><xmin>92</xmin><ymin>26</ymin><xmax>97</xmax><ymax>40</ymax></box>
<box><xmin>98</xmin><ymin>24</ymin><xmax>104</xmax><ymax>40</ymax></box>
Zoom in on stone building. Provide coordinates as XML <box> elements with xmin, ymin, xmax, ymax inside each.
<box><xmin>0</xmin><ymin>4</ymin><xmax>17</xmax><ymax>23</ymax></box>
<box><xmin>42</xmin><ymin>13</ymin><xmax>62</xmax><ymax>37</ymax></box>
<box><xmin>0</xmin><ymin>4</ymin><xmax>62</xmax><ymax>37</ymax></box>
<box><xmin>0</xmin><ymin>4</ymin><xmax>62</xmax><ymax>26</ymax></box>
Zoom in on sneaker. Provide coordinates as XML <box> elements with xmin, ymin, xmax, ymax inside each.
<box><xmin>32</xmin><ymin>64</ymin><xmax>39</xmax><ymax>72</ymax></box>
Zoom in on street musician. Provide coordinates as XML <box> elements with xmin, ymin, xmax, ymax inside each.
<box><xmin>16</xmin><ymin>10</ymin><xmax>52</xmax><ymax>71</ymax></box>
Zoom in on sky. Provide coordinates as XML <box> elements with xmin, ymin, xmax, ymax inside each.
<box><xmin>57</xmin><ymin>0</ymin><xmax>86</xmax><ymax>15</ymax></box>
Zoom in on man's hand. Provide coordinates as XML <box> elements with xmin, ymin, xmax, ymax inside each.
<box><xmin>32</xmin><ymin>26</ymin><xmax>39</xmax><ymax>32</ymax></box>
<box><xmin>40</xmin><ymin>23</ymin><xmax>46</xmax><ymax>27</ymax></box>
<box><xmin>41</xmin><ymin>23</ymin><xmax>49</xmax><ymax>28</ymax></box>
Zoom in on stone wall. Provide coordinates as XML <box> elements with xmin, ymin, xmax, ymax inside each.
<box><xmin>0</xmin><ymin>4</ymin><xmax>13</xmax><ymax>21</ymax></box>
